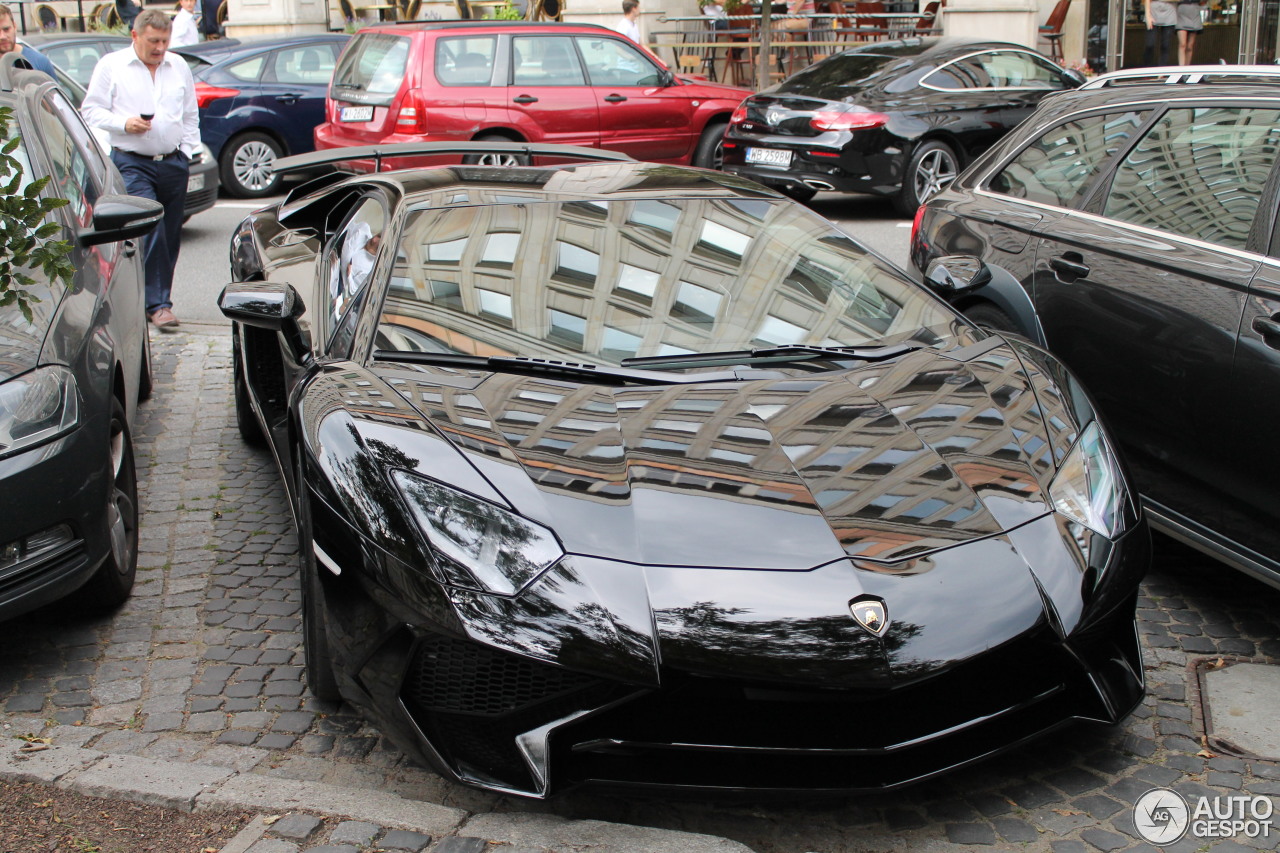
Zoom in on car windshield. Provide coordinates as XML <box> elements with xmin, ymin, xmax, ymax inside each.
<box><xmin>332</xmin><ymin>33</ymin><xmax>410</xmax><ymax>105</ymax></box>
<box><xmin>373</xmin><ymin>192</ymin><xmax>962</xmax><ymax>366</ymax></box>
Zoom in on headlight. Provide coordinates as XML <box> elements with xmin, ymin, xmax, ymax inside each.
<box><xmin>0</xmin><ymin>365</ymin><xmax>80</xmax><ymax>459</ymax></box>
<box><xmin>392</xmin><ymin>471</ymin><xmax>564</xmax><ymax>595</ymax></box>
<box><xmin>1049</xmin><ymin>421</ymin><xmax>1128</xmax><ymax>539</ymax></box>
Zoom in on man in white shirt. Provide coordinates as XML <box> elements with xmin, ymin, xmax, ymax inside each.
<box><xmin>171</xmin><ymin>0</ymin><xmax>200</xmax><ymax>48</ymax></box>
<box><xmin>82</xmin><ymin>9</ymin><xmax>200</xmax><ymax>331</ymax></box>
<box><xmin>613</xmin><ymin>0</ymin><xmax>641</xmax><ymax>44</ymax></box>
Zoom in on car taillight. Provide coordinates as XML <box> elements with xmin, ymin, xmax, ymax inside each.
<box><xmin>730</xmin><ymin>103</ymin><xmax>748</xmax><ymax>125</ymax></box>
<box><xmin>910</xmin><ymin>203</ymin><xmax>927</xmax><ymax>252</ymax></box>
<box><xmin>194</xmin><ymin>82</ymin><xmax>239</xmax><ymax>109</ymax></box>
<box><xmin>809</xmin><ymin>110</ymin><xmax>888</xmax><ymax>132</ymax></box>
<box><xmin>396</xmin><ymin>91</ymin><xmax>427</xmax><ymax>134</ymax></box>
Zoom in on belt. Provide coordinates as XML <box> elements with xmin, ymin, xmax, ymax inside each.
<box><xmin>113</xmin><ymin>148</ymin><xmax>181</xmax><ymax>161</ymax></box>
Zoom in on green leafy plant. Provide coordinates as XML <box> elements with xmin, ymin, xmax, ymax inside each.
<box><xmin>486</xmin><ymin>0</ymin><xmax>523</xmax><ymax>20</ymax></box>
<box><xmin>0</xmin><ymin>105</ymin><xmax>75</xmax><ymax>324</ymax></box>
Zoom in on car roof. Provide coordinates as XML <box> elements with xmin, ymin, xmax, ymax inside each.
<box><xmin>175</xmin><ymin>33</ymin><xmax>348</xmax><ymax>59</ymax></box>
<box><xmin>841</xmin><ymin>37</ymin><xmax>1042</xmax><ymax>60</ymax></box>
<box><xmin>1034</xmin><ymin>80</ymin><xmax>1280</xmax><ymax>116</ymax></box>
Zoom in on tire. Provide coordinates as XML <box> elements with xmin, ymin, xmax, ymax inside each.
<box><xmin>895</xmin><ymin>139</ymin><xmax>959</xmax><ymax>217</ymax></box>
<box><xmin>693</xmin><ymin>119</ymin><xmax>727</xmax><ymax>170</ymax></box>
<box><xmin>962</xmin><ymin>302</ymin><xmax>1017</xmax><ymax>334</ymax></box>
<box><xmin>220</xmin><ymin>132</ymin><xmax>284</xmax><ymax>198</ymax></box>
<box><xmin>233</xmin><ymin>341</ymin><xmax>266</xmax><ymax>446</ymax></box>
<box><xmin>463</xmin><ymin>134</ymin><xmax>531</xmax><ymax>167</ymax></box>
<box><xmin>138</xmin><ymin>333</ymin><xmax>154</xmax><ymax>403</ymax></box>
<box><xmin>69</xmin><ymin>398</ymin><xmax>138</xmax><ymax>612</ymax></box>
<box><xmin>295</xmin><ymin>456</ymin><xmax>342</xmax><ymax>702</ymax></box>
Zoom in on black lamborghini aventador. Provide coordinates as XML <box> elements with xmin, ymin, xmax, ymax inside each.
<box><xmin>220</xmin><ymin>142</ymin><xmax>1149</xmax><ymax>798</ymax></box>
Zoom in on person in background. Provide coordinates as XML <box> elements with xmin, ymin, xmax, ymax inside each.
<box><xmin>1175</xmin><ymin>0</ymin><xmax>1204</xmax><ymax>65</ymax></box>
<box><xmin>0</xmin><ymin>4</ymin><xmax>58</xmax><ymax>76</ymax></box>
<box><xmin>115</xmin><ymin>0</ymin><xmax>142</xmax><ymax>30</ymax></box>
<box><xmin>613</xmin><ymin>0</ymin><xmax>641</xmax><ymax>44</ymax></box>
<box><xmin>1143</xmin><ymin>0</ymin><xmax>1176</xmax><ymax>66</ymax></box>
<box><xmin>82</xmin><ymin>9</ymin><xmax>200</xmax><ymax>332</ymax></box>
<box><xmin>171</xmin><ymin>0</ymin><xmax>200</xmax><ymax>47</ymax></box>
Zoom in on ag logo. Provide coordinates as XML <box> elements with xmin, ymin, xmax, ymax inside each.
<box><xmin>849</xmin><ymin>596</ymin><xmax>889</xmax><ymax>637</ymax></box>
<box><xmin>1134</xmin><ymin>788</ymin><xmax>1190</xmax><ymax>844</ymax></box>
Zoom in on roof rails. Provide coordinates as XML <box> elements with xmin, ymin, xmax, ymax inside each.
<box><xmin>0</xmin><ymin>52</ymin><xmax>35</xmax><ymax>93</ymax></box>
<box><xmin>1080</xmin><ymin>65</ymin><xmax>1280</xmax><ymax>89</ymax></box>
<box><xmin>375</xmin><ymin>19</ymin><xmax>613</xmax><ymax>31</ymax></box>
<box><xmin>274</xmin><ymin>141</ymin><xmax>635</xmax><ymax>174</ymax></box>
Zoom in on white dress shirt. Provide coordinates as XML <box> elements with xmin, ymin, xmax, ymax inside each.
<box><xmin>81</xmin><ymin>46</ymin><xmax>200</xmax><ymax>158</ymax></box>
<box><xmin>171</xmin><ymin>10</ymin><xmax>199</xmax><ymax>48</ymax></box>
<box><xmin>614</xmin><ymin>16</ymin><xmax>641</xmax><ymax>43</ymax></box>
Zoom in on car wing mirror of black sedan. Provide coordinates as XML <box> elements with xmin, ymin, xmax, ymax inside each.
<box><xmin>1062</xmin><ymin>68</ymin><xmax>1087</xmax><ymax>88</ymax></box>
<box><xmin>924</xmin><ymin>255</ymin><xmax>993</xmax><ymax>295</ymax></box>
<box><xmin>79</xmin><ymin>195</ymin><xmax>164</xmax><ymax>247</ymax></box>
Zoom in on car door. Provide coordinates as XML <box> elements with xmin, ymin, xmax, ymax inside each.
<box><xmin>507</xmin><ymin>35</ymin><xmax>599</xmax><ymax>148</ymax></box>
<box><xmin>1027</xmin><ymin>103</ymin><xmax>1280</xmax><ymax>533</ymax></box>
<box><xmin>258</xmin><ymin>42</ymin><xmax>342</xmax><ymax>157</ymax></box>
<box><xmin>573</xmin><ymin>33</ymin><xmax>694</xmax><ymax>163</ymax></box>
<box><xmin>1217</xmin><ymin>152</ymin><xmax>1280</xmax><ymax>571</ymax></box>
<box><xmin>917</xmin><ymin>51</ymin><xmax>1026</xmax><ymax>160</ymax></box>
<box><xmin>971</xmin><ymin>49</ymin><xmax>1076</xmax><ymax>131</ymax></box>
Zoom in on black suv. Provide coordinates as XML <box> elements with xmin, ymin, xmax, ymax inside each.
<box><xmin>909</xmin><ymin>66</ymin><xmax>1280</xmax><ymax>589</ymax></box>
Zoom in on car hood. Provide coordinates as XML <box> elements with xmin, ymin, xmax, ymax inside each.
<box><xmin>381</xmin><ymin>342</ymin><xmax>1066</xmax><ymax>570</ymax></box>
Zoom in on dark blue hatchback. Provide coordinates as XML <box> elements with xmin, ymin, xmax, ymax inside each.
<box><xmin>185</xmin><ymin>34</ymin><xmax>348</xmax><ymax>197</ymax></box>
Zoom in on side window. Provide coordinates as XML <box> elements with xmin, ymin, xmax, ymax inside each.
<box><xmin>989</xmin><ymin>110</ymin><xmax>1149</xmax><ymax>208</ymax></box>
<box><xmin>45</xmin><ymin>89</ymin><xmax>108</xmax><ymax>186</ymax></box>
<box><xmin>575</xmin><ymin>36</ymin><xmax>659</xmax><ymax>87</ymax></box>
<box><xmin>923</xmin><ymin>57</ymin><xmax>988</xmax><ymax>90</ymax></box>
<box><xmin>324</xmin><ymin>197</ymin><xmax>388</xmax><ymax>350</ymax></box>
<box><xmin>44</xmin><ymin>43</ymin><xmax>106</xmax><ymax>87</ymax></box>
<box><xmin>225</xmin><ymin>54</ymin><xmax>266</xmax><ymax>83</ymax></box>
<box><xmin>435</xmin><ymin>36</ymin><xmax>497</xmax><ymax>86</ymax></box>
<box><xmin>512</xmin><ymin>36</ymin><xmax>586</xmax><ymax>87</ymax></box>
<box><xmin>270</xmin><ymin>45</ymin><xmax>337</xmax><ymax>85</ymax></box>
<box><xmin>35</xmin><ymin>95</ymin><xmax>101</xmax><ymax>227</ymax></box>
<box><xmin>977</xmin><ymin>51</ymin><xmax>1067</xmax><ymax>89</ymax></box>
<box><xmin>1103</xmin><ymin>106</ymin><xmax>1280</xmax><ymax>251</ymax></box>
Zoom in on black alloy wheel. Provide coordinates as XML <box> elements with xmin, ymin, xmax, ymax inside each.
<box><xmin>71</xmin><ymin>398</ymin><xmax>138</xmax><ymax>611</ymax></box>
<box><xmin>963</xmin><ymin>302</ymin><xmax>1018</xmax><ymax>334</ymax></box>
<box><xmin>693</xmin><ymin>119</ymin><xmax>728</xmax><ymax>170</ymax></box>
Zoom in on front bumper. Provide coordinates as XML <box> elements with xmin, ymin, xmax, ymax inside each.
<box><xmin>309</xmin><ymin>488</ymin><xmax>1149</xmax><ymax>798</ymax></box>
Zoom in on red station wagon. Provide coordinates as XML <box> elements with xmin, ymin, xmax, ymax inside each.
<box><xmin>315</xmin><ymin>21</ymin><xmax>752</xmax><ymax>168</ymax></box>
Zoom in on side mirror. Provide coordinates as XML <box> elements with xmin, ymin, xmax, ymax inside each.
<box><xmin>1062</xmin><ymin>68</ymin><xmax>1087</xmax><ymax>88</ymax></box>
<box><xmin>218</xmin><ymin>280</ymin><xmax>304</xmax><ymax>330</ymax></box>
<box><xmin>79</xmin><ymin>195</ymin><xmax>163</xmax><ymax>247</ymax></box>
<box><xmin>924</xmin><ymin>255</ymin><xmax>992</xmax><ymax>295</ymax></box>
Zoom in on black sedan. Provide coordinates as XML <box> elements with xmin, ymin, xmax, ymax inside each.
<box><xmin>220</xmin><ymin>141</ymin><xmax>1149</xmax><ymax>798</ymax></box>
<box><xmin>0</xmin><ymin>56</ymin><xmax>162</xmax><ymax>621</ymax></box>
<box><xmin>722</xmin><ymin>38</ymin><xmax>1084</xmax><ymax>213</ymax></box>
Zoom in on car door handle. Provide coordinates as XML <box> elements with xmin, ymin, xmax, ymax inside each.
<box><xmin>604</xmin><ymin>94</ymin><xmax>627</xmax><ymax>102</ymax></box>
<box><xmin>513</xmin><ymin>95</ymin><xmax>538</xmax><ymax>104</ymax></box>
<box><xmin>1049</xmin><ymin>254</ymin><xmax>1090</xmax><ymax>282</ymax></box>
<box><xmin>123</xmin><ymin>239</ymin><xmax>138</xmax><ymax>258</ymax></box>
<box><xmin>1252</xmin><ymin>315</ymin><xmax>1280</xmax><ymax>343</ymax></box>
<box><xmin>275</xmin><ymin>93</ymin><xmax>302</xmax><ymax>103</ymax></box>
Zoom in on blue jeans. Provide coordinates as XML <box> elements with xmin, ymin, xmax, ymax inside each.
<box><xmin>111</xmin><ymin>150</ymin><xmax>188</xmax><ymax>315</ymax></box>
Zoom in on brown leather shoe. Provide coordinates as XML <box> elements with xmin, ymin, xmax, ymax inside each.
<box><xmin>148</xmin><ymin>307</ymin><xmax>179</xmax><ymax>332</ymax></box>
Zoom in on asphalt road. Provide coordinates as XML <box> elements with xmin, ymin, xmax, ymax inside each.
<box><xmin>171</xmin><ymin>188</ymin><xmax>915</xmax><ymax>328</ymax></box>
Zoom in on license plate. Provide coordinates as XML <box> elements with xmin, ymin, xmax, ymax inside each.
<box><xmin>746</xmin><ymin>147</ymin><xmax>792</xmax><ymax>168</ymax></box>
<box><xmin>341</xmin><ymin>105</ymin><xmax>374</xmax><ymax>122</ymax></box>
<box><xmin>187</xmin><ymin>173</ymin><xmax>204</xmax><ymax>192</ymax></box>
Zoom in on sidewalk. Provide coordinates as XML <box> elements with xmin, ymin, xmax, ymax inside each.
<box><xmin>1</xmin><ymin>325</ymin><xmax>1278</xmax><ymax>853</ymax></box>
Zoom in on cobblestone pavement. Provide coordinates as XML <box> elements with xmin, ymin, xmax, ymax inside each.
<box><xmin>2</xmin><ymin>327</ymin><xmax>1279</xmax><ymax>853</ymax></box>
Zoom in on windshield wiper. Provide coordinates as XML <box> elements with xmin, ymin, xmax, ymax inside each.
<box><xmin>371</xmin><ymin>351</ymin><xmax>749</xmax><ymax>386</ymax></box>
<box><xmin>620</xmin><ymin>343</ymin><xmax>920</xmax><ymax>369</ymax></box>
